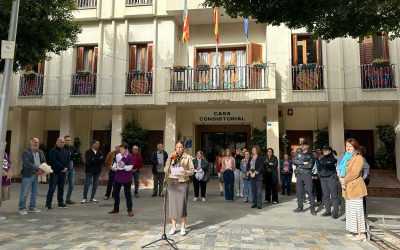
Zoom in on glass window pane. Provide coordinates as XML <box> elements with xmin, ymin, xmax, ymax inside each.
<box><xmin>373</xmin><ymin>35</ymin><xmax>384</xmax><ymax>59</ymax></box>
<box><xmin>306</xmin><ymin>39</ymin><xmax>317</xmax><ymax>64</ymax></box>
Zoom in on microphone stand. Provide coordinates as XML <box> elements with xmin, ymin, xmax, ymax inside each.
<box><xmin>141</xmin><ymin>177</ymin><xmax>177</xmax><ymax>249</ymax></box>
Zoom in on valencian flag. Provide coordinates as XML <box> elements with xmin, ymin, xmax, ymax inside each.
<box><xmin>182</xmin><ymin>0</ymin><xmax>190</xmax><ymax>42</ymax></box>
<box><xmin>213</xmin><ymin>7</ymin><xmax>219</xmax><ymax>44</ymax></box>
<box><xmin>244</xmin><ymin>18</ymin><xmax>249</xmax><ymax>39</ymax></box>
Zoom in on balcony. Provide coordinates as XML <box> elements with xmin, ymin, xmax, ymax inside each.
<box><xmin>126</xmin><ymin>0</ymin><xmax>152</xmax><ymax>6</ymax></box>
<box><xmin>169</xmin><ymin>65</ymin><xmax>269</xmax><ymax>92</ymax></box>
<box><xmin>76</xmin><ymin>0</ymin><xmax>97</xmax><ymax>9</ymax></box>
<box><xmin>126</xmin><ymin>71</ymin><xmax>152</xmax><ymax>95</ymax></box>
<box><xmin>18</xmin><ymin>74</ymin><xmax>44</xmax><ymax>97</ymax></box>
<box><xmin>361</xmin><ymin>63</ymin><xmax>396</xmax><ymax>89</ymax></box>
<box><xmin>292</xmin><ymin>64</ymin><xmax>324</xmax><ymax>90</ymax></box>
<box><xmin>71</xmin><ymin>73</ymin><xmax>97</xmax><ymax>96</ymax></box>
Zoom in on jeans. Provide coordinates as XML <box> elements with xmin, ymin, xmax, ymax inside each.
<box><xmin>18</xmin><ymin>175</ymin><xmax>39</xmax><ymax>210</ymax></box>
<box><xmin>132</xmin><ymin>171</ymin><xmax>140</xmax><ymax>194</ymax></box>
<box><xmin>105</xmin><ymin>170</ymin><xmax>115</xmax><ymax>198</ymax></box>
<box><xmin>83</xmin><ymin>172</ymin><xmax>100</xmax><ymax>200</ymax></box>
<box><xmin>223</xmin><ymin>170</ymin><xmax>234</xmax><ymax>201</ymax></box>
<box><xmin>234</xmin><ymin>169</ymin><xmax>243</xmax><ymax>195</ymax></box>
<box><xmin>265</xmin><ymin>172</ymin><xmax>278</xmax><ymax>202</ymax></box>
<box><xmin>251</xmin><ymin>179</ymin><xmax>263</xmax><ymax>207</ymax></box>
<box><xmin>113</xmin><ymin>181</ymin><xmax>133</xmax><ymax>212</ymax></box>
<box><xmin>66</xmin><ymin>166</ymin><xmax>75</xmax><ymax>201</ymax></box>
<box><xmin>243</xmin><ymin>178</ymin><xmax>252</xmax><ymax>202</ymax></box>
<box><xmin>46</xmin><ymin>173</ymin><xmax>66</xmax><ymax>208</ymax></box>
<box><xmin>281</xmin><ymin>174</ymin><xmax>292</xmax><ymax>195</ymax></box>
<box><xmin>193</xmin><ymin>178</ymin><xmax>207</xmax><ymax>198</ymax></box>
<box><xmin>153</xmin><ymin>172</ymin><xmax>165</xmax><ymax>196</ymax></box>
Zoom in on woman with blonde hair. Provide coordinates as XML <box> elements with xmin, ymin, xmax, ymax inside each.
<box><xmin>221</xmin><ymin>149</ymin><xmax>235</xmax><ymax>202</ymax></box>
<box><xmin>165</xmin><ymin>141</ymin><xmax>194</xmax><ymax>236</ymax></box>
<box><xmin>339</xmin><ymin>138</ymin><xmax>367</xmax><ymax>241</ymax></box>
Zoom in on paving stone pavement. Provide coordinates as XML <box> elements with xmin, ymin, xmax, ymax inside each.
<box><xmin>0</xmin><ymin>182</ymin><xmax>393</xmax><ymax>249</ymax></box>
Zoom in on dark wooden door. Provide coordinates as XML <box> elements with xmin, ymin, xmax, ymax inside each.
<box><xmin>345</xmin><ymin>130</ymin><xmax>375</xmax><ymax>168</ymax></box>
<box><xmin>143</xmin><ymin>130</ymin><xmax>164</xmax><ymax>164</ymax></box>
<box><xmin>286</xmin><ymin>130</ymin><xmax>314</xmax><ymax>156</ymax></box>
<box><xmin>5</xmin><ymin>130</ymin><xmax>11</xmax><ymax>154</ymax></box>
<box><xmin>92</xmin><ymin>130</ymin><xmax>111</xmax><ymax>157</ymax></box>
<box><xmin>46</xmin><ymin>130</ymin><xmax>60</xmax><ymax>156</ymax></box>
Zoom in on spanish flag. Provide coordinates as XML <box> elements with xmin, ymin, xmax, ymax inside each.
<box><xmin>182</xmin><ymin>0</ymin><xmax>190</xmax><ymax>43</ymax></box>
<box><xmin>213</xmin><ymin>7</ymin><xmax>219</xmax><ymax>44</ymax></box>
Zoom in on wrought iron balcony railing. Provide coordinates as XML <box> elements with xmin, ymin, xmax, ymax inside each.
<box><xmin>292</xmin><ymin>64</ymin><xmax>324</xmax><ymax>90</ymax></box>
<box><xmin>71</xmin><ymin>73</ymin><xmax>97</xmax><ymax>96</ymax></box>
<box><xmin>126</xmin><ymin>71</ymin><xmax>152</xmax><ymax>95</ymax></box>
<box><xmin>18</xmin><ymin>74</ymin><xmax>44</xmax><ymax>97</ymax></box>
<box><xmin>169</xmin><ymin>64</ymin><xmax>269</xmax><ymax>91</ymax></box>
<box><xmin>360</xmin><ymin>63</ymin><xmax>396</xmax><ymax>89</ymax></box>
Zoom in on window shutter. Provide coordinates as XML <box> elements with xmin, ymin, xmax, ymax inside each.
<box><xmin>38</xmin><ymin>61</ymin><xmax>45</xmax><ymax>75</ymax></box>
<box><xmin>382</xmin><ymin>33</ymin><xmax>390</xmax><ymax>60</ymax></box>
<box><xmin>232</xmin><ymin>51</ymin><xmax>237</xmax><ymax>65</ymax></box>
<box><xmin>129</xmin><ymin>45</ymin><xmax>137</xmax><ymax>72</ymax></box>
<box><xmin>88</xmin><ymin>48</ymin><xmax>93</xmax><ymax>72</ymax></box>
<box><xmin>76</xmin><ymin>47</ymin><xmax>84</xmax><ymax>72</ymax></box>
<box><xmin>93</xmin><ymin>47</ymin><xmax>98</xmax><ymax>73</ymax></box>
<box><xmin>147</xmin><ymin>43</ymin><xmax>153</xmax><ymax>72</ymax></box>
<box><xmin>251</xmin><ymin>43</ymin><xmax>262</xmax><ymax>64</ymax></box>
<box><xmin>292</xmin><ymin>35</ymin><xmax>298</xmax><ymax>65</ymax></box>
<box><xmin>316</xmin><ymin>39</ymin><xmax>321</xmax><ymax>65</ymax></box>
<box><xmin>360</xmin><ymin>36</ymin><xmax>373</xmax><ymax>64</ymax></box>
<box><xmin>193</xmin><ymin>46</ymin><xmax>198</xmax><ymax>67</ymax></box>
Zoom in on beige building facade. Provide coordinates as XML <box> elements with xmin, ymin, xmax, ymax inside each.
<box><xmin>1</xmin><ymin>0</ymin><xmax>400</xmax><ymax>180</ymax></box>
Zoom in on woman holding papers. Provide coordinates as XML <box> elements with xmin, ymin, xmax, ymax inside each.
<box><xmin>165</xmin><ymin>141</ymin><xmax>194</xmax><ymax>236</ymax></box>
<box><xmin>108</xmin><ymin>142</ymin><xmax>134</xmax><ymax>217</ymax></box>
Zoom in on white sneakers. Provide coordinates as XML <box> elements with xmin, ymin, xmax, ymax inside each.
<box><xmin>168</xmin><ymin>226</ymin><xmax>187</xmax><ymax>236</ymax></box>
<box><xmin>202</xmin><ymin>198</ymin><xmax>206</xmax><ymax>202</ymax></box>
<box><xmin>28</xmin><ymin>208</ymin><xmax>41</xmax><ymax>213</ymax></box>
<box><xmin>19</xmin><ymin>210</ymin><xmax>28</xmax><ymax>216</ymax></box>
<box><xmin>194</xmin><ymin>197</ymin><xmax>206</xmax><ymax>202</ymax></box>
<box><xmin>0</xmin><ymin>215</ymin><xmax>6</xmax><ymax>221</ymax></box>
<box><xmin>169</xmin><ymin>227</ymin><xmax>177</xmax><ymax>235</ymax></box>
<box><xmin>193</xmin><ymin>197</ymin><xmax>198</xmax><ymax>202</ymax></box>
<box><xmin>91</xmin><ymin>198</ymin><xmax>98</xmax><ymax>203</ymax></box>
<box><xmin>81</xmin><ymin>199</ymin><xmax>87</xmax><ymax>204</ymax></box>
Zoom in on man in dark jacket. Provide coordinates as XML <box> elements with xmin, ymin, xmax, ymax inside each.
<box><xmin>18</xmin><ymin>138</ymin><xmax>46</xmax><ymax>215</ymax></box>
<box><xmin>64</xmin><ymin>135</ymin><xmax>81</xmax><ymax>205</ymax></box>
<box><xmin>293</xmin><ymin>141</ymin><xmax>316</xmax><ymax>215</ymax></box>
<box><xmin>150</xmin><ymin>143</ymin><xmax>168</xmax><ymax>197</ymax></box>
<box><xmin>82</xmin><ymin>140</ymin><xmax>104</xmax><ymax>203</ymax></box>
<box><xmin>45</xmin><ymin>137</ymin><xmax>70</xmax><ymax>210</ymax></box>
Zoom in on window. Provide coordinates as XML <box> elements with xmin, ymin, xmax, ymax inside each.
<box><xmin>194</xmin><ymin>43</ymin><xmax>262</xmax><ymax>67</ymax></box>
<box><xmin>292</xmin><ymin>34</ymin><xmax>322</xmax><ymax>65</ymax></box>
<box><xmin>129</xmin><ymin>43</ymin><xmax>153</xmax><ymax>72</ymax></box>
<box><xmin>25</xmin><ymin>62</ymin><xmax>45</xmax><ymax>75</ymax></box>
<box><xmin>76</xmin><ymin>46</ymin><xmax>98</xmax><ymax>73</ymax></box>
<box><xmin>360</xmin><ymin>32</ymin><xmax>389</xmax><ymax>64</ymax></box>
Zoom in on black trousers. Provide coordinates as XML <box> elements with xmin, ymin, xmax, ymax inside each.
<box><xmin>105</xmin><ymin>170</ymin><xmax>115</xmax><ymax>198</ymax></box>
<box><xmin>313</xmin><ymin>177</ymin><xmax>322</xmax><ymax>202</ymax></box>
<box><xmin>296</xmin><ymin>173</ymin><xmax>315</xmax><ymax>210</ymax></box>
<box><xmin>113</xmin><ymin>181</ymin><xmax>132</xmax><ymax>212</ymax></box>
<box><xmin>320</xmin><ymin>175</ymin><xmax>339</xmax><ymax>215</ymax></box>
<box><xmin>193</xmin><ymin>178</ymin><xmax>207</xmax><ymax>198</ymax></box>
<box><xmin>153</xmin><ymin>172</ymin><xmax>165</xmax><ymax>196</ymax></box>
<box><xmin>46</xmin><ymin>173</ymin><xmax>66</xmax><ymax>207</ymax></box>
<box><xmin>264</xmin><ymin>172</ymin><xmax>278</xmax><ymax>202</ymax></box>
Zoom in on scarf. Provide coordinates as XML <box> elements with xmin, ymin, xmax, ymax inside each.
<box><xmin>339</xmin><ymin>152</ymin><xmax>355</xmax><ymax>177</ymax></box>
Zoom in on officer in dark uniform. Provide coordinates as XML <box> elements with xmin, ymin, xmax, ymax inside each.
<box><xmin>293</xmin><ymin>140</ymin><xmax>316</xmax><ymax>215</ymax></box>
<box><xmin>318</xmin><ymin>145</ymin><xmax>339</xmax><ymax>219</ymax></box>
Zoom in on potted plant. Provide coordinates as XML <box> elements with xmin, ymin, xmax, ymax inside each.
<box><xmin>172</xmin><ymin>65</ymin><xmax>187</xmax><ymax>72</ymax></box>
<box><xmin>251</xmin><ymin>60</ymin><xmax>267</xmax><ymax>69</ymax></box>
<box><xmin>197</xmin><ymin>64</ymin><xmax>210</xmax><ymax>71</ymax></box>
<box><xmin>299</xmin><ymin>63</ymin><xmax>318</xmax><ymax>71</ymax></box>
<box><xmin>221</xmin><ymin>63</ymin><xmax>235</xmax><ymax>71</ymax></box>
<box><xmin>372</xmin><ymin>58</ymin><xmax>390</xmax><ymax>68</ymax></box>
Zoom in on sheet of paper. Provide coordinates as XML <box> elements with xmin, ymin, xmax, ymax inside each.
<box><xmin>171</xmin><ymin>167</ymin><xmax>184</xmax><ymax>175</ymax></box>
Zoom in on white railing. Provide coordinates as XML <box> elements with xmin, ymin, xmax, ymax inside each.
<box><xmin>76</xmin><ymin>0</ymin><xmax>97</xmax><ymax>9</ymax></box>
<box><xmin>126</xmin><ymin>0</ymin><xmax>152</xmax><ymax>6</ymax></box>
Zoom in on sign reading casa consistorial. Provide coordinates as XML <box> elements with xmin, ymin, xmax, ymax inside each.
<box><xmin>195</xmin><ymin>109</ymin><xmax>252</xmax><ymax>123</ymax></box>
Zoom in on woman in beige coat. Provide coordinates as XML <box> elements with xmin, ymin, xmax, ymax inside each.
<box><xmin>164</xmin><ymin>141</ymin><xmax>194</xmax><ymax>236</ymax></box>
<box><xmin>338</xmin><ymin>138</ymin><xmax>367</xmax><ymax>241</ymax></box>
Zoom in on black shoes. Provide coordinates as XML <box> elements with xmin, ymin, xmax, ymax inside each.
<box><xmin>151</xmin><ymin>194</ymin><xmax>157</xmax><ymax>197</ymax></box>
<box><xmin>251</xmin><ymin>204</ymin><xmax>257</xmax><ymax>208</ymax></box>
<box><xmin>332</xmin><ymin>214</ymin><xmax>339</xmax><ymax>219</ymax></box>
<box><xmin>293</xmin><ymin>207</ymin><xmax>304</xmax><ymax>213</ymax></box>
<box><xmin>134</xmin><ymin>193</ymin><xmax>139</xmax><ymax>198</ymax></box>
<box><xmin>321</xmin><ymin>211</ymin><xmax>332</xmax><ymax>217</ymax></box>
<box><xmin>257</xmin><ymin>206</ymin><xmax>262</xmax><ymax>209</ymax></box>
<box><xmin>311</xmin><ymin>210</ymin><xmax>317</xmax><ymax>216</ymax></box>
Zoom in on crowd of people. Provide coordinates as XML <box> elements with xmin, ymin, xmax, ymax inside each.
<box><xmin>0</xmin><ymin>136</ymin><xmax>370</xmax><ymax>241</ymax></box>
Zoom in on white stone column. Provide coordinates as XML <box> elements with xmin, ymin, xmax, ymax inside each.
<box><xmin>10</xmin><ymin>108</ymin><xmax>28</xmax><ymax>176</ymax></box>
<box><xmin>394</xmin><ymin>104</ymin><xmax>400</xmax><ymax>181</ymax></box>
<box><xmin>164</xmin><ymin>105</ymin><xmax>177</xmax><ymax>154</ymax></box>
<box><xmin>329</xmin><ymin>102</ymin><xmax>345</xmax><ymax>154</ymax></box>
<box><xmin>59</xmin><ymin>107</ymin><xmax>75</xmax><ymax>138</ymax></box>
<box><xmin>111</xmin><ymin>106</ymin><xmax>124</xmax><ymax>147</ymax></box>
<box><xmin>266</xmin><ymin>104</ymin><xmax>280</xmax><ymax>158</ymax></box>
